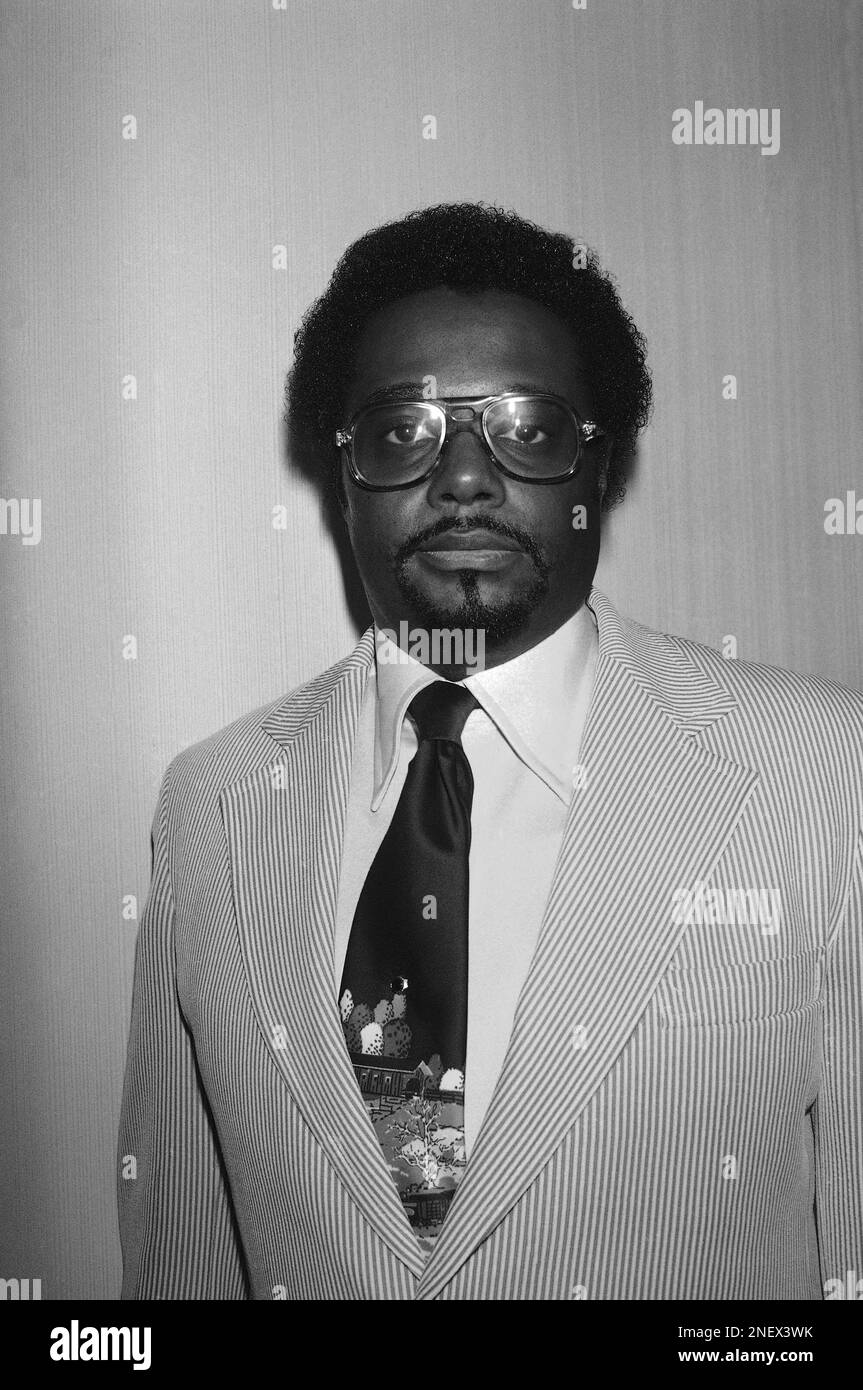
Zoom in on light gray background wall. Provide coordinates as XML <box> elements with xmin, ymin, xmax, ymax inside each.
<box><xmin>1</xmin><ymin>0</ymin><xmax>860</xmax><ymax>1299</ymax></box>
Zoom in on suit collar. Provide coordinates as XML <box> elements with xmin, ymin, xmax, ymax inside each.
<box><xmin>584</xmin><ymin>588</ymin><xmax>739</xmax><ymax>732</ymax></box>
<box><xmin>260</xmin><ymin>628</ymin><xmax>376</xmax><ymax>748</ymax></box>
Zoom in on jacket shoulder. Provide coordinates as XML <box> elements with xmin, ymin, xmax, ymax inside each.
<box><xmin>671</xmin><ymin>628</ymin><xmax>863</xmax><ymax>727</ymax></box>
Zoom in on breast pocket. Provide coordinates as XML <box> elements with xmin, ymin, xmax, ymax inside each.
<box><xmin>653</xmin><ymin>947</ymin><xmax>824</xmax><ymax>1028</ymax></box>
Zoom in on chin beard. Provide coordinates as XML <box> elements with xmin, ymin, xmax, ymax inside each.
<box><xmin>393</xmin><ymin>566</ymin><xmax>550</xmax><ymax>647</ymax></box>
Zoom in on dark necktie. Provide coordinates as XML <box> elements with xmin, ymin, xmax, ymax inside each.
<box><xmin>338</xmin><ymin>680</ymin><xmax>479</xmax><ymax>1255</ymax></box>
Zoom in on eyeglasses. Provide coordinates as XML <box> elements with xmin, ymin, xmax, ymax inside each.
<box><xmin>334</xmin><ymin>392</ymin><xmax>607</xmax><ymax>490</ymax></box>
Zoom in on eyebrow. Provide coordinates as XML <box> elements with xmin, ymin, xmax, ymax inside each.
<box><xmin>356</xmin><ymin>380</ymin><xmax>557</xmax><ymax>409</ymax></box>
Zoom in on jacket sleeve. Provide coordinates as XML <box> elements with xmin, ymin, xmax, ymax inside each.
<box><xmin>814</xmin><ymin>826</ymin><xmax>863</xmax><ymax>1297</ymax></box>
<box><xmin>117</xmin><ymin>765</ymin><xmax>248</xmax><ymax>1298</ymax></box>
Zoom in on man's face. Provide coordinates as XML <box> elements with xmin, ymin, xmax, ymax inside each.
<box><xmin>339</xmin><ymin>287</ymin><xmax>607</xmax><ymax>671</ymax></box>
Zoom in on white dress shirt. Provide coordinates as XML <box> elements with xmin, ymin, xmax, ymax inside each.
<box><xmin>334</xmin><ymin>602</ymin><xmax>598</xmax><ymax>1155</ymax></box>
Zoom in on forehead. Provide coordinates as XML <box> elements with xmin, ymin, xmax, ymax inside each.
<box><xmin>345</xmin><ymin>287</ymin><xmax>588</xmax><ymax>410</ymax></box>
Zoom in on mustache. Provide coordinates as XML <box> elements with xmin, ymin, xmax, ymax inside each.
<box><xmin>393</xmin><ymin>515</ymin><xmax>547</xmax><ymax>572</ymax></box>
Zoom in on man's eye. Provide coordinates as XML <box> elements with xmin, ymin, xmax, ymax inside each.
<box><xmin>381</xmin><ymin>418</ymin><xmax>436</xmax><ymax>446</ymax></box>
<box><xmin>495</xmin><ymin>421</ymin><xmax>549</xmax><ymax>447</ymax></box>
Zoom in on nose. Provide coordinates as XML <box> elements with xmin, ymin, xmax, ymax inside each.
<box><xmin>424</xmin><ymin>429</ymin><xmax>507</xmax><ymax>508</ymax></box>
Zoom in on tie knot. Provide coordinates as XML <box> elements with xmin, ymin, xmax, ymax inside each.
<box><xmin>408</xmin><ymin>681</ymin><xmax>479</xmax><ymax>744</ymax></box>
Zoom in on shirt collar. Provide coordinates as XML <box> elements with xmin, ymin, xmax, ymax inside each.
<box><xmin>371</xmin><ymin>604</ymin><xmax>598</xmax><ymax>809</ymax></box>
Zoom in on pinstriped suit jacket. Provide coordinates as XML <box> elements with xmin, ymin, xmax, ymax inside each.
<box><xmin>117</xmin><ymin>588</ymin><xmax>863</xmax><ymax>1300</ymax></box>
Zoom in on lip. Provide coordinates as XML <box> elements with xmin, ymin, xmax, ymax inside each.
<box><xmin>412</xmin><ymin>534</ymin><xmax>525</xmax><ymax>573</ymax></box>
<box><xmin>417</xmin><ymin>530</ymin><xmax>523</xmax><ymax>553</ymax></box>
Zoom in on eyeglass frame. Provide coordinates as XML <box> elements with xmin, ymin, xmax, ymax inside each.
<box><xmin>334</xmin><ymin>392</ymin><xmax>608</xmax><ymax>491</ymax></box>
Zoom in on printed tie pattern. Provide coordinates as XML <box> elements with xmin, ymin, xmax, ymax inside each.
<box><xmin>338</xmin><ymin>680</ymin><xmax>478</xmax><ymax>1258</ymax></box>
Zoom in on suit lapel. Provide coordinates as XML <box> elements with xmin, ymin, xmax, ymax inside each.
<box><xmin>220</xmin><ymin>632</ymin><xmax>426</xmax><ymax>1278</ymax></box>
<box><xmin>417</xmin><ymin>590</ymin><xmax>761</xmax><ymax>1297</ymax></box>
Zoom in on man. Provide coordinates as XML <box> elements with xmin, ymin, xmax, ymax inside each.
<box><xmin>118</xmin><ymin>203</ymin><xmax>863</xmax><ymax>1300</ymax></box>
